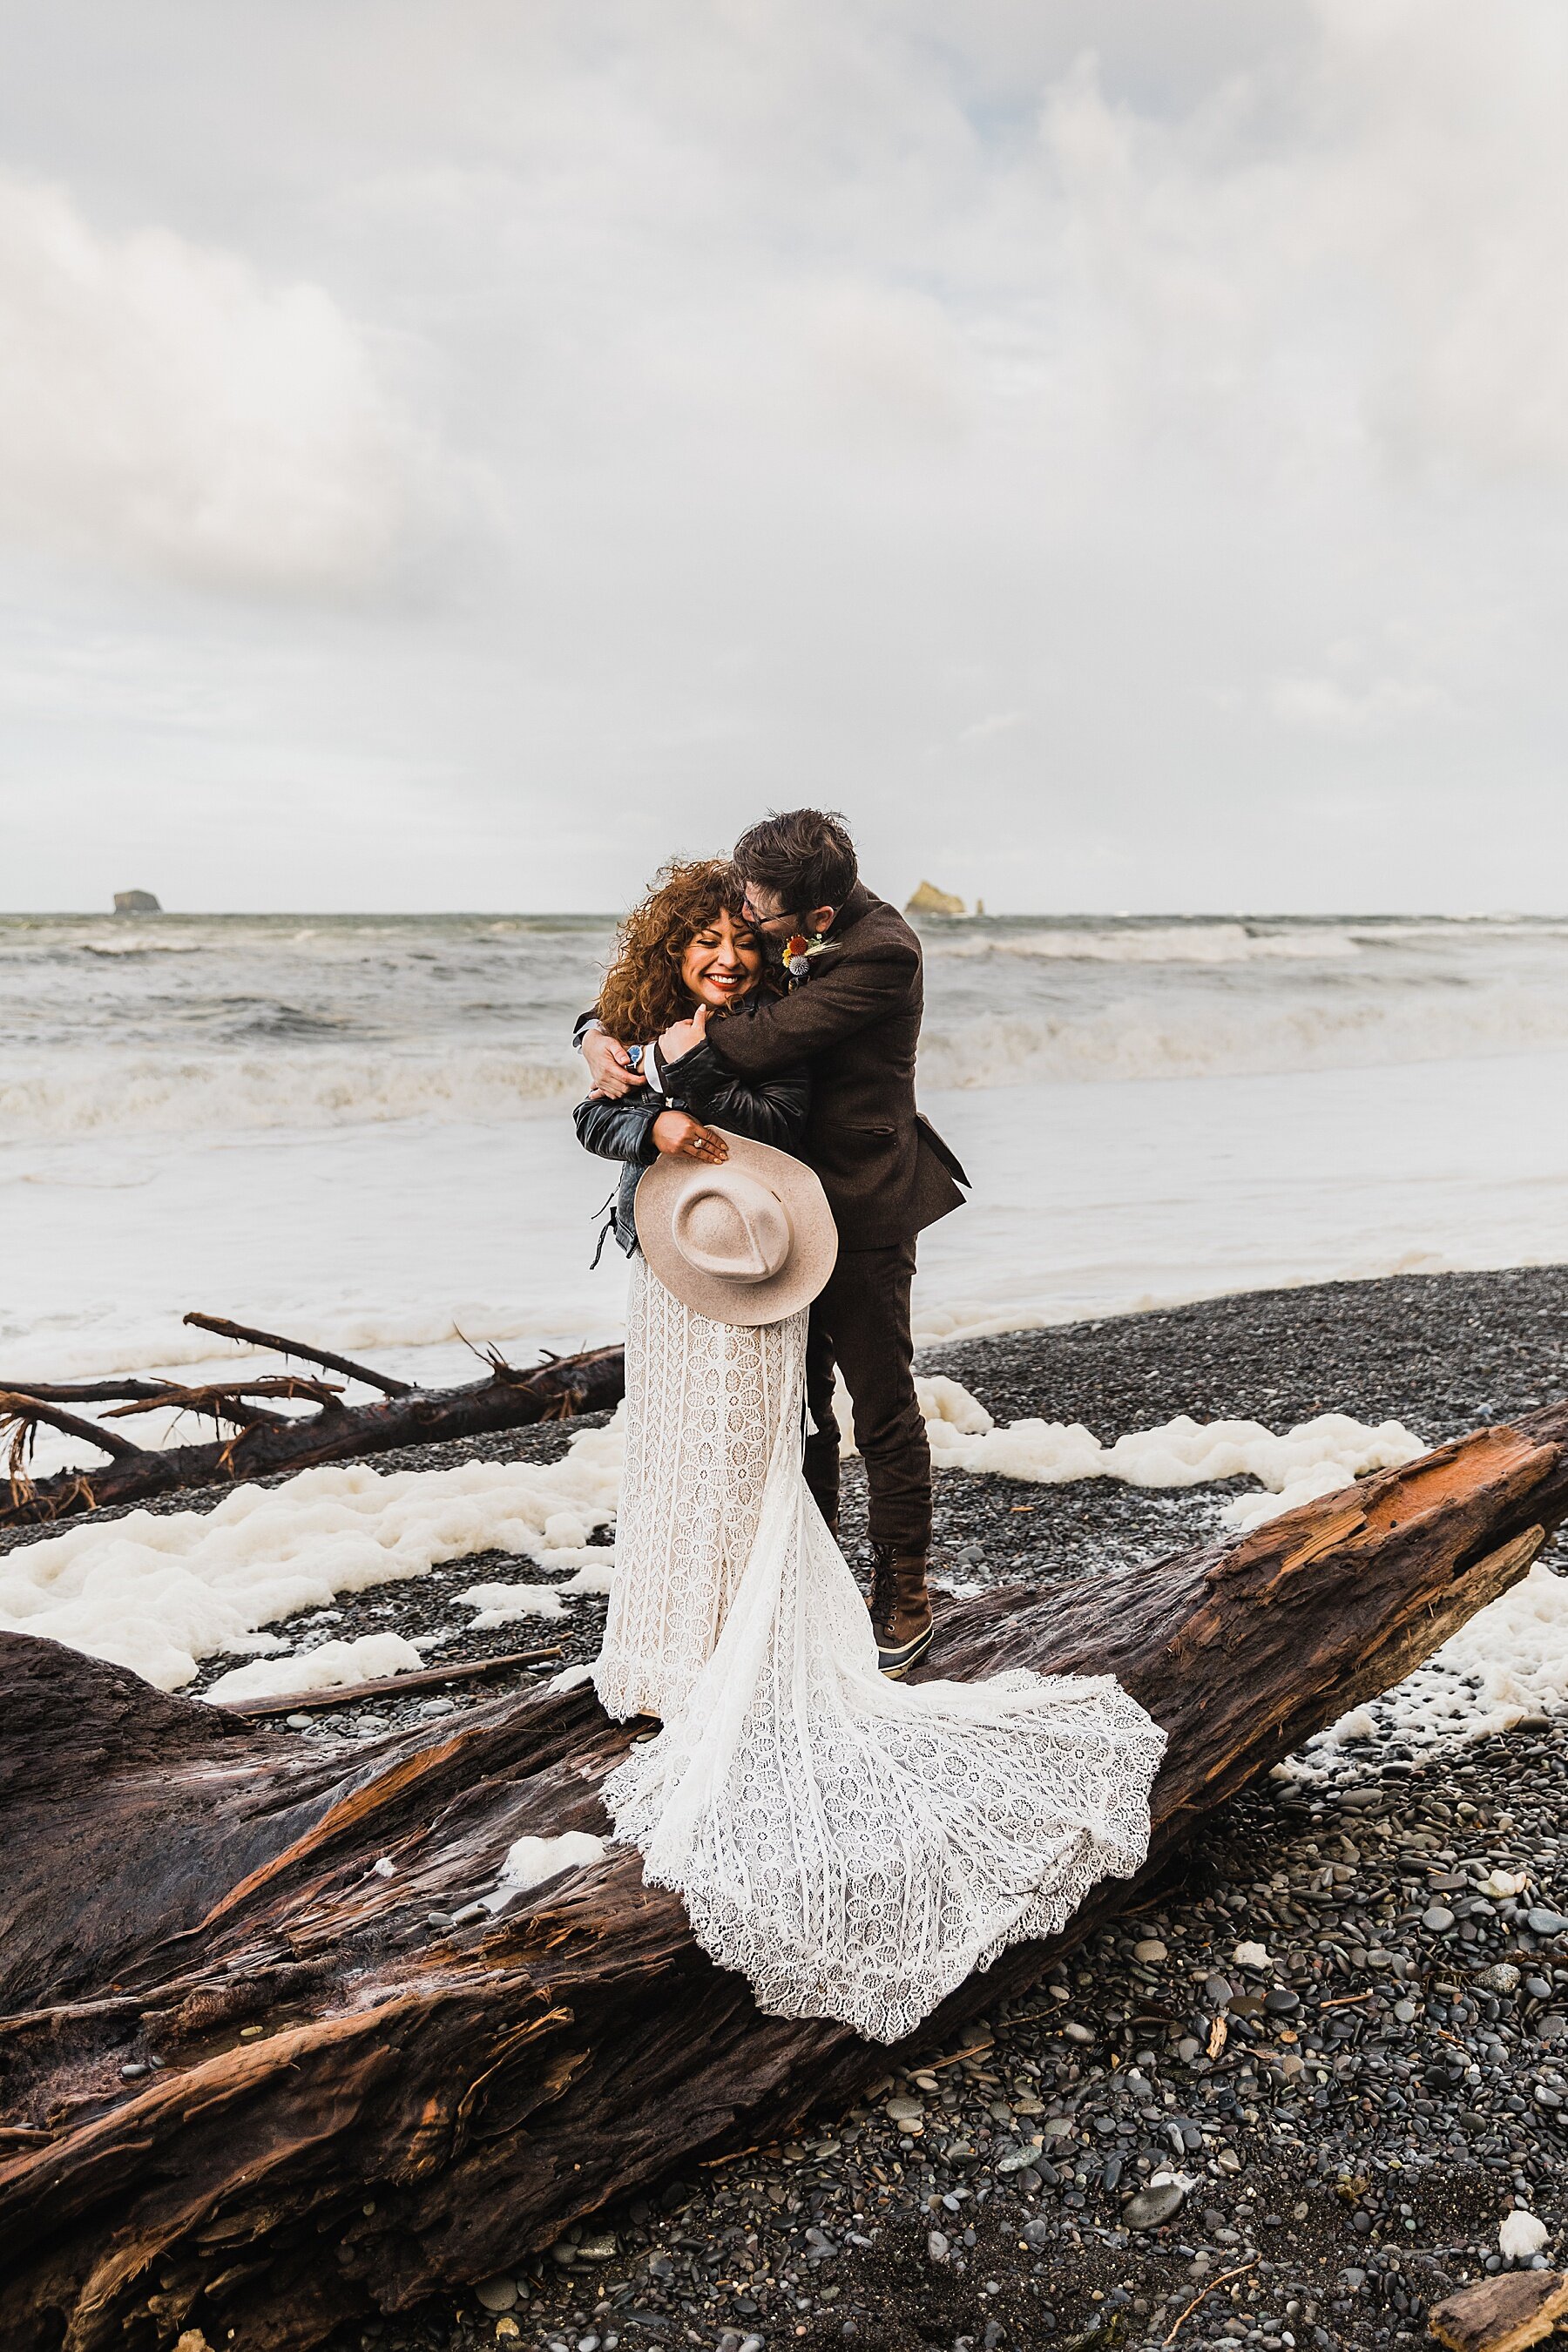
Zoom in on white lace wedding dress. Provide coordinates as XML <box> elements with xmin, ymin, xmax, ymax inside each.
<box><xmin>594</xmin><ymin>1258</ymin><xmax>1166</xmax><ymax>2044</ymax></box>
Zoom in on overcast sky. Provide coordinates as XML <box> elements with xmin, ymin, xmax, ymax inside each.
<box><xmin>3</xmin><ymin>0</ymin><xmax>1567</xmax><ymax>914</ymax></box>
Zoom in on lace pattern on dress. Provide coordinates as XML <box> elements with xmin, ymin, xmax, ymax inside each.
<box><xmin>597</xmin><ymin>1256</ymin><xmax>1166</xmax><ymax>2044</ymax></box>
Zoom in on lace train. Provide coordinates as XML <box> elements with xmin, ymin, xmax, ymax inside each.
<box><xmin>595</xmin><ymin>1258</ymin><xmax>1166</xmax><ymax>2044</ymax></box>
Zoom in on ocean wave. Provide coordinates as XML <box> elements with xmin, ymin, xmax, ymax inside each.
<box><xmin>923</xmin><ymin>923</ymin><xmax>1362</xmax><ymax>965</ymax></box>
<box><xmin>78</xmin><ymin>938</ymin><xmax>205</xmax><ymax>957</ymax></box>
<box><xmin>0</xmin><ymin>1048</ymin><xmax>584</xmax><ymax>1140</ymax></box>
<box><xmin>916</xmin><ymin>987</ymin><xmax>1568</xmax><ymax>1089</ymax></box>
<box><xmin>9</xmin><ymin>974</ymin><xmax>1568</xmax><ymax>1139</ymax></box>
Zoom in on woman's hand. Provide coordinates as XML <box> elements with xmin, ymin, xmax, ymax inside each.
<box><xmin>657</xmin><ymin>1002</ymin><xmax>710</xmax><ymax>1066</ymax></box>
<box><xmin>652</xmin><ymin>1111</ymin><xmax>729</xmax><ymax>1164</ymax></box>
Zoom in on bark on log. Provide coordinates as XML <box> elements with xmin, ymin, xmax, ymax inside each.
<box><xmin>3</xmin><ymin>1409</ymin><xmax>1567</xmax><ymax>2351</ymax></box>
<box><xmin>1428</xmin><ymin>2270</ymin><xmax>1568</xmax><ymax>2352</ymax></box>
<box><xmin>0</xmin><ymin>1343</ymin><xmax>626</xmax><ymax>1529</ymax></box>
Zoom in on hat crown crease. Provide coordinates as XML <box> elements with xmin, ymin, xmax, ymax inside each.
<box><xmin>672</xmin><ymin>1172</ymin><xmax>792</xmax><ymax>1283</ymax></box>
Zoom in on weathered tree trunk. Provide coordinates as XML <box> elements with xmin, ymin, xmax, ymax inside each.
<box><xmin>2</xmin><ymin>1409</ymin><xmax>1565</xmax><ymax>2351</ymax></box>
<box><xmin>0</xmin><ymin>1342</ymin><xmax>626</xmax><ymax>1528</ymax></box>
<box><xmin>1429</xmin><ymin>2269</ymin><xmax>1568</xmax><ymax>2352</ymax></box>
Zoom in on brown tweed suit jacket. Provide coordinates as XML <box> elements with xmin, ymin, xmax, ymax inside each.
<box><xmin>663</xmin><ymin>882</ymin><xmax>968</xmax><ymax>1251</ymax></box>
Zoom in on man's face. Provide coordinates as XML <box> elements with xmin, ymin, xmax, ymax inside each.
<box><xmin>738</xmin><ymin>881</ymin><xmax>803</xmax><ymax>950</ymax></box>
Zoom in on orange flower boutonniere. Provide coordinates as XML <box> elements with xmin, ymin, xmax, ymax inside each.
<box><xmin>783</xmin><ymin>932</ymin><xmax>835</xmax><ymax>981</ymax></box>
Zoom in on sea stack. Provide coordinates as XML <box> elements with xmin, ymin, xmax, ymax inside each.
<box><xmin>905</xmin><ymin>879</ymin><xmax>966</xmax><ymax>917</ymax></box>
<box><xmin>112</xmin><ymin>889</ymin><xmax>162</xmax><ymax>914</ymax></box>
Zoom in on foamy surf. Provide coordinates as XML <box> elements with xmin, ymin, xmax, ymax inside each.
<box><xmin>923</xmin><ymin>921</ymin><xmax>1362</xmax><ymax>964</ymax></box>
<box><xmin>7</xmin><ymin>909</ymin><xmax>1568</xmax><ymax>1141</ymax></box>
<box><xmin>0</xmin><ymin>1046</ymin><xmax>581</xmax><ymax>1140</ymax></box>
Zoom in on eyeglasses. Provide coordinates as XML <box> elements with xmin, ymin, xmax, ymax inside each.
<box><xmin>740</xmin><ymin>899</ymin><xmax>807</xmax><ymax>931</ymax></box>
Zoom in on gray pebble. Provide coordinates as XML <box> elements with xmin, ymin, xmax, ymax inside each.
<box><xmin>475</xmin><ymin>2275</ymin><xmax>517</xmax><ymax>2312</ymax></box>
<box><xmin>1422</xmin><ymin>1906</ymin><xmax>1456</xmax><ymax>1931</ymax></box>
<box><xmin>1527</xmin><ymin>1908</ymin><xmax>1568</xmax><ymax>1937</ymax></box>
<box><xmin>927</xmin><ymin>2229</ymin><xmax>950</xmax><ymax>2264</ymax></box>
<box><xmin>1124</xmin><ymin>2180</ymin><xmax>1186</xmax><ymax>2230</ymax></box>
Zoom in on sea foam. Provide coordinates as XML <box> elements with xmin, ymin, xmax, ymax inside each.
<box><xmin>923</xmin><ymin>922</ymin><xmax>1362</xmax><ymax>965</ymax></box>
<box><xmin>2</xmin><ymin>1385</ymin><xmax>1433</xmax><ymax>1700</ymax></box>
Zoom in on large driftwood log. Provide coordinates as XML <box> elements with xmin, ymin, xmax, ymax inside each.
<box><xmin>1429</xmin><ymin>2270</ymin><xmax>1568</xmax><ymax>2352</ymax></box>
<box><xmin>2</xmin><ymin>1409</ymin><xmax>1566</xmax><ymax>2350</ymax></box>
<box><xmin>0</xmin><ymin>1325</ymin><xmax>626</xmax><ymax>1528</ymax></box>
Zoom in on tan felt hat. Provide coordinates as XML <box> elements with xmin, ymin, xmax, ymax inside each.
<box><xmin>634</xmin><ymin>1127</ymin><xmax>838</xmax><ymax>1326</ymax></box>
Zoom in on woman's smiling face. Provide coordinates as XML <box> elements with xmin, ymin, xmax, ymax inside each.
<box><xmin>679</xmin><ymin>908</ymin><xmax>764</xmax><ymax>1008</ymax></box>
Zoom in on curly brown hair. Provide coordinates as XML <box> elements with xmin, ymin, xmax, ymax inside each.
<box><xmin>596</xmin><ymin>857</ymin><xmax>777</xmax><ymax>1044</ymax></box>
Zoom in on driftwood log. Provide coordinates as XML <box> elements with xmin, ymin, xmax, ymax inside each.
<box><xmin>1429</xmin><ymin>2270</ymin><xmax>1568</xmax><ymax>2352</ymax></box>
<box><xmin>0</xmin><ymin>1313</ymin><xmax>626</xmax><ymax>1529</ymax></box>
<box><xmin>3</xmin><ymin>1408</ymin><xmax>1567</xmax><ymax>2349</ymax></box>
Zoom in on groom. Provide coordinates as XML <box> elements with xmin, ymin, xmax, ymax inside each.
<box><xmin>580</xmin><ymin>808</ymin><xmax>967</xmax><ymax>1677</ymax></box>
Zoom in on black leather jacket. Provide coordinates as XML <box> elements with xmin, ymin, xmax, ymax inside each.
<box><xmin>573</xmin><ymin>997</ymin><xmax>811</xmax><ymax>1259</ymax></box>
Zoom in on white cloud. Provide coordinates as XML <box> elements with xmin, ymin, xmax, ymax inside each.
<box><xmin>0</xmin><ymin>171</ymin><xmax>426</xmax><ymax>591</ymax></box>
<box><xmin>4</xmin><ymin>1</ymin><xmax>1568</xmax><ymax>909</ymax></box>
<box><xmin>1267</xmin><ymin>672</ymin><xmax>1451</xmax><ymax>736</ymax></box>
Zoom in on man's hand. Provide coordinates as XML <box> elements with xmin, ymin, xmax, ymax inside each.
<box><xmin>652</xmin><ymin>1111</ymin><xmax>729</xmax><ymax>1164</ymax></box>
<box><xmin>582</xmin><ymin>1029</ymin><xmax>645</xmax><ymax>1099</ymax></box>
<box><xmin>657</xmin><ymin>1003</ymin><xmax>710</xmax><ymax>1066</ymax></box>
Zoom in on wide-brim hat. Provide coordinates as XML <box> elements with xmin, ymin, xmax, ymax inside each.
<box><xmin>635</xmin><ymin>1127</ymin><xmax>838</xmax><ymax>1326</ymax></box>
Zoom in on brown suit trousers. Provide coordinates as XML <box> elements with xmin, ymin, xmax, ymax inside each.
<box><xmin>801</xmin><ymin>1238</ymin><xmax>927</xmax><ymax>1554</ymax></box>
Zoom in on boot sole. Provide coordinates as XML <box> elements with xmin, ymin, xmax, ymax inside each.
<box><xmin>877</xmin><ymin>1621</ymin><xmax>934</xmax><ymax>1680</ymax></box>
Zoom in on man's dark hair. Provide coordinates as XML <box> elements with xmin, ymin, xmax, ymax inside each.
<box><xmin>733</xmin><ymin>808</ymin><xmax>858</xmax><ymax>914</ymax></box>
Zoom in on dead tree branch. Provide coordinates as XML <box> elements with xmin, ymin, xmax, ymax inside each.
<box><xmin>0</xmin><ymin>1329</ymin><xmax>626</xmax><ymax>1530</ymax></box>
<box><xmin>182</xmin><ymin>1313</ymin><xmax>414</xmax><ymax>1396</ymax></box>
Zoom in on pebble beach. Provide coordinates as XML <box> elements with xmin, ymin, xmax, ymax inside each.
<box><xmin>8</xmin><ymin>1266</ymin><xmax>1566</xmax><ymax>2351</ymax></box>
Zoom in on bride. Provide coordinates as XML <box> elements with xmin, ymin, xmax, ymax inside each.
<box><xmin>576</xmin><ymin>857</ymin><xmax>1165</xmax><ymax>2044</ymax></box>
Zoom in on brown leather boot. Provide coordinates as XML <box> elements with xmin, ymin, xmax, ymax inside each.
<box><xmin>868</xmin><ymin>1544</ymin><xmax>934</xmax><ymax>1679</ymax></box>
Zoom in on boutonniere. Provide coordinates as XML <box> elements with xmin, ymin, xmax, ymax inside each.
<box><xmin>783</xmin><ymin>932</ymin><xmax>836</xmax><ymax>981</ymax></box>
